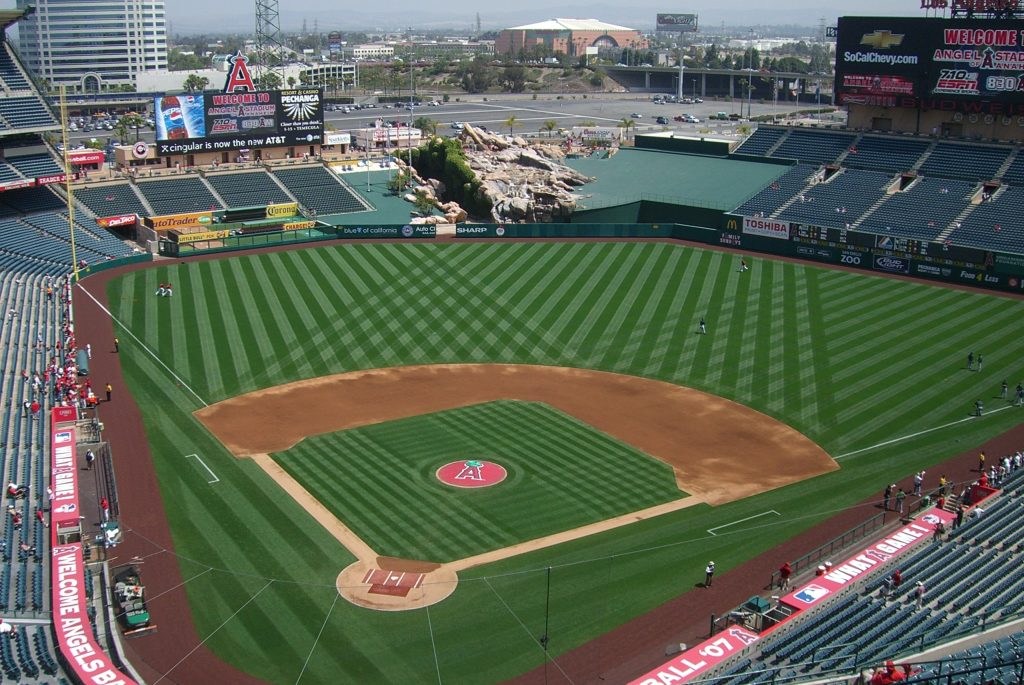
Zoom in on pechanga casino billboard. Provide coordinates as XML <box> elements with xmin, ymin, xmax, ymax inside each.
<box><xmin>154</xmin><ymin>89</ymin><xmax>324</xmax><ymax>155</ymax></box>
<box><xmin>836</xmin><ymin>17</ymin><xmax>1024</xmax><ymax>114</ymax></box>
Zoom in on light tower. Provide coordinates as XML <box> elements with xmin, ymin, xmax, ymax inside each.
<box><xmin>254</xmin><ymin>0</ymin><xmax>286</xmax><ymax>85</ymax></box>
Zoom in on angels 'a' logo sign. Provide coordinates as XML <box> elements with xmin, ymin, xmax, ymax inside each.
<box><xmin>436</xmin><ymin>459</ymin><xmax>508</xmax><ymax>488</ymax></box>
<box><xmin>224</xmin><ymin>51</ymin><xmax>256</xmax><ymax>93</ymax></box>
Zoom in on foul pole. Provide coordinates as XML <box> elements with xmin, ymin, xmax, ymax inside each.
<box><xmin>58</xmin><ymin>85</ymin><xmax>79</xmax><ymax>282</ymax></box>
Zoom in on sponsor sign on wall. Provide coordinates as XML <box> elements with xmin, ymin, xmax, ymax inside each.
<box><xmin>283</xmin><ymin>220</ymin><xmax>317</xmax><ymax>230</ymax></box>
<box><xmin>154</xmin><ymin>88</ymin><xmax>324</xmax><ymax>156</ymax></box>
<box><xmin>68</xmin><ymin>150</ymin><xmax>106</xmax><ymax>166</ymax></box>
<box><xmin>266</xmin><ymin>202</ymin><xmax>299</xmax><ymax>219</ymax></box>
<box><xmin>148</xmin><ymin>211</ymin><xmax>214</xmax><ymax>230</ymax></box>
<box><xmin>872</xmin><ymin>254</ymin><xmax>910</xmax><ymax>273</ymax></box>
<box><xmin>742</xmin><ymin>217</ymin><xmax>790</xmax><ymax>240</ymax></box>
<box><xmin>176</xmin><ymin>229</ymin><xmax>230</xmax><ymax>244</ymax></box>
<box><xmin>97</xmin><ymin>214</ymin><xmax>138</xmax><ymax>228</ymax></box>
<box><xmin>629</xmin><ymin>627</ymin><xmax>759</xmax><ymax>684</ymax></box>
<box><xmin>325</xmin><ymin>132</ymin><xmax>351</xmax><ymax>146</ymax></box>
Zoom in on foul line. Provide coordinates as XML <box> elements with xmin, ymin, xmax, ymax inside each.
<box><xmin>835</xmin><ymin>405</ymin><xmax>1017</xmax><ymax>460</ymax></box>
<box><xmin>185</xmin><ymin>453</ymin><xmax>220</xmax><ymax>484</ymax></box>
<box><xmin>294</xmin><ymin>593</ymin><xmax>339</xmax><ymax>685</ymax></box>
<box><xmin>708</xmin><ymin>510</ymin><xmax>780</xmax><ymax>536</ymax></box>
<box><xmin>74</xmin><ymin>283</ymin><xmax>209</xmax><ymax>407</ymax></box>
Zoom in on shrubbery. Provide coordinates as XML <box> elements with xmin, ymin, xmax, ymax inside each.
<box><xmin>405</xmin><ymin>137</ymin><xmax>492</xmax><ymax>218</ymax></box>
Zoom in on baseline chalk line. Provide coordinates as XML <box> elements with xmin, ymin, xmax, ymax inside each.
<box><xmin>185</xmin><ymin>453</ymin><xmax>220</xmax><ymax>484</ymax></box>
<box><xmin>708</xmin><ymin>510</ymin><xmax>780</xmax><ymax>536</ymax></box>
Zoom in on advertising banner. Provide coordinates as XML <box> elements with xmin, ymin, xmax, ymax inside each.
<box><xmin>872</xmin><ymin>254</ymin><xmax>910</xmax><ymax>274</ymax></box>
<box><xmin>283</xmin><ymin>220</ymin><xmax>317</xmax><ymax>230</ymax></box>
<box><xmin>337</xmin><ymin>225</ymin><xmax>436</xmax><ymax>239</ymax></box>
<box><xmin>0</xmin><ymin>178</ymin><xmax>35</xmax><ymax>192</ymax></box>
<box><xmin>742</xmin><ymin>216</ymin><xmax>790</xmax><ymax>240</ymax></box>
<box><xmin>570</xmin><ymin>126</ymin><xmax>623</xmax><ymax>142</ymax></box>
<box><xmin>52</xmin><ymin>544</ymin><xmax>139</xmax><ymax>685</ymax></box>
<box><xmin>656</xmin><ymin>13</ymin><xmax>698</xmax><ymax>32</ymax></box>
<box><xmin>155</xmin><ymin>88</ymin><xmax>324</xmax><ymax>156</ymax></box>
<box><xmin>836</xmin><ymin>17</ymin><xmax>1024</xmax><ymax>112</ymax></box>
<box><xmin>97</xmin><ymin>214</ymin><xmax>138</xmax><ymax>228</ymax></box>
<box><xmin>68</xmin><ymin>150</ymin><xmax>107</xmax><ymax>166</ymax></box>
<box><xmin>176</xmin><ymin>229</ymin><xmax>230</xmax><ymax>244</ymax></box>
<box><xmin>266</xmin><ymin>202</ymin><xmax>299</xmax><ymax>219</ymax></box>
<box><xmin>147</xmin><ymin>211</ymin><xmax>214</xmax><ymax>231</ymax></box>
<box><xmin>629</xmin><ymin>627</ymin><xmax>760</xmax><ymax>685</ymax></box>
<box><xmin>781</xmin><ymin>511</ymin><xmax>953</xmax><ymax>608</ymax></box>
<box><xmin>324</xmin><ymin>132</ymin><xmax>351</xmax><ymax>146</ymax></box>
<box><xmin>50</xmin><ymin>422</ymin><xmax>79</xmax><ymax>532</ymax></box>
<box><xmin>36</xmin><ymin>173</ymin><xmax>71</xmax><ymax>186</ymax></box>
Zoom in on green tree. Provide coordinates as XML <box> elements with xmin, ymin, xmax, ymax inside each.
<box><xmin>775</xmin><ymin>57</ymin><xmax>810</xmax><ymax>74</ymax></box>
<box><xmin>541</xmin><ymin>120</ymin><xmax>558</xmax><ymax>137</ymax></box>
<box><xmin>254</xmin><ymin>72</ymin><xmax>282</xmax><ymax>90</ymax></box>
<box><xmin>413</xmin><ymin>116</ymin><xmax>439</xmax><ymax>136</ymax></box>
<box><xmin>412</xmin><ymin>189</ymin><xmax>435</xmax><ymax>216</ymax></box>
<box><xmin>387</xmin><ymin>171</ymin><xmax>406</xmax><ymax>195</ymax></box>
<box><xmin>114</xmin><ymin>114</ymin><xmax>145</xmax><ymax>144</ymax></box>
<box><xmin>287</xmin><ymin>76</ymin><xmax>297</xmax><ymax>88</ymax></box>
<box><xmin>500</xmin><ymin>65</ymin><xmax>528</xmax><ymax>93</ymax></box>
<box><xmin>182</xmin><ymin>74</ymin><xmax>209</xmax><ymax>92</ymax></box>
<box><xmin>619</xmin><ymin>117</ymin><xmax>635</xmax><ymax>140</ymax></box>
<box><xmin>504</xmin><ymin>115</ymin><xmax>520</xmax><ymax>136</ymax></box>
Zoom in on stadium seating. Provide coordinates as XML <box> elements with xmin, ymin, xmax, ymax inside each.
<box><xmin>735</xmin><ymin>127</ymin><xmax>788</xmax><ymax>157</ymax></box>
<box><xmin>776</xmin><ymin>169</ymin><xmax>892</xmax><ymax>227</ymax></box>
<box><xmin>918</xmin><ymin>143</ymin><xmax>1010</xmax><ymax>182</ymax></box>
<box><xmin>844</xmin><ymin>136</ymin><xmax>932</xmax><ymax>174</ymax></box>
<box><xmin>273</xmin><ymin>166</ymin><xmax>369</xmax><ymax>216</ymax></box>
<box><xmin>948</xmin><ymin>186</ymin><xmax>1024</xmax><ymax>253</ymax></box>
<box><xmin>206</xmin><ymin>170</ymin><xmax>293</xmax><ymax>208</ymax></box>
<box><xmin>75</xmin><ymin>183</ymin><xmax>149</xmax><ymax>219</ymax></box>
<box><xmin>0</xmin><ymin>186</ymin><xmax>63</xmax><ymax>214</ymax></box>
<box><xmin>0</xmin><ymin>97</ymin><xmax>57</xmax><ymax>130</ymax></box>
<box><xmin>734</xmin><ymin>164</ymin><xmax>818</xmax><ymax>218</ymax></box>
<box><xmin>136</xmin><ymin>177</ymin><xmax>222</xmax><ymax>215</ymax></box>
<box><xmin>771</xmin><ymin>130</ymin><xmax>858</xmax><ymax>165</ymax></box>
<box><xmin>0</xmin><ymin>44</ymin><xmax>32</xmax><ymax>91</ymax></box>
<box><xmin>21</xmin><ymin>213</ymin><xmax>133</xmax><ymax>262</ymax></box>
<box><xmin>6</xmin><ymin>153</ymin><xmax>61</xmax><ymax>179</ymax></box>
<box><xmin>858</xmin><ymin>178</ymin><xmax>976</xmax><ymax>241</ymax></box>
<box><xmin>998</xmin><ymin>154</ymin><xmax>1024</xmax><ymax>186</ymax></box>
<box><xmin>0</xmin><ymin>160</ymin><xmax>20</xmax><ymax>183</ymax></box>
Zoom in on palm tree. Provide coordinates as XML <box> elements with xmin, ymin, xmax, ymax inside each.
<box><xmin>504</xmin><ymin>115</ymin><xmax>519</xmax><ymax>136</ymax></box>
<box><xmin>541</xmin><ymin>119</ymin><xmax>558</xmax><ymax>138</ymax></box>
<box><xmin>619</xmin><ymin>117</ymin><xmax>635</xmax><ymax>141</ymax></box>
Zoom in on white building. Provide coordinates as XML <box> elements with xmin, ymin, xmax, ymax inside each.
<box><xmin>351</xmin><ymin>44</ymin><xmax>394</xmax><ymax>60</ymax></box>
<box><xmin>15</xmin><ymin>0</ymin><xmax>168</xmax><ymax>92</ymax></box>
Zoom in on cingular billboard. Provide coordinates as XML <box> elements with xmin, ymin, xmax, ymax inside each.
<box><xmin>154</xmin><ymin>88</ymin><xmax>324</xmax><ymax>155</ymax></box>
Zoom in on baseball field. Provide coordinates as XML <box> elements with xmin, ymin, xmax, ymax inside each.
<box><xmin>97</xmin><ymin>240</ymin><xmax>1024</xmax><ymax>684</ymax></box>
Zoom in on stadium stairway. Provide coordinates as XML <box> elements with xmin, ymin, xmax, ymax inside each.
<box><xmin>123</xmin><ymin>182</ymin><xmax>155</xmax><ymax>218</ymax></box>
<box><xmin>764</xmin><ymin>129</ymin><xmax>792</xmax><ymax>157</ymax></box>
<box><xmin>831</xmin><ymin>133</ymin><xmax>864</xmax><ymax>166</ymax></box>
<box><xmin>910</xmin><ymin>141</ymin><xmax>938</xmax><ymax>173</ymax></box>
<box><xmin>994</xmin><ymin>148</ymin><xmax>1020</xmax><ymax>181</ymax></box>
<box><xmin>850</xmin><ymin>176</ymin><xmax>904</xmax><ymax>229</ymax></box>
<box><xmin>198</xmin><ymin>176</ymin><xmax>228</xmax><ymax>210</ymax></box>
<box><xmin>768</xmin><ymin>167</ymin><xmax>825</xmax><ymax>219</ymax></box>
<box><xmin>935</xmin><ymin>185</ymin><xmax>1007</xmax><ymax>245</ymax></box>
<box><xmin>266</xmin><ymin>170</ymin><xmax>301</xmax><ymax>205</ymax></box>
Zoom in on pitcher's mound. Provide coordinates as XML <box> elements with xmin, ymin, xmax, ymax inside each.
<box><xmin>337</xmin><ymin>559</ymin><xmax>458</xmax><ymax>611</ymax></box>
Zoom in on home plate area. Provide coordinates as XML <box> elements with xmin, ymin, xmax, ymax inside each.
<box><xmin>363</xmin><ymin>568</ymin><xmax>425</xmax><ymax>597</ymax></box>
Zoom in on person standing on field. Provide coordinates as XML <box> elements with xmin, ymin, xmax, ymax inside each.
<box><xmin>967</xmin><ymin>351</ymin><xmax>974</xmax><ymax>370</ymax></box>
<box><xmin>699</xmin><ymin>317</ymin><xmax>707</xmax><ymax>335</ymax></box>
<box><xmin>704</xmin><ymin>561</ymin><xmax>715</xmax><ymax>587</ymax></box>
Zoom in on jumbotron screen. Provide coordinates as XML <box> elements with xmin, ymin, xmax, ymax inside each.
<box><xmin>835</xmin><ymin>16</ymin><xmax>1024</xmax><ymax>114</ymax></box>
<box><xmin>153</xmin><ymin>88</ymin><xmax>324</xmax><ymax>155</ymax></box>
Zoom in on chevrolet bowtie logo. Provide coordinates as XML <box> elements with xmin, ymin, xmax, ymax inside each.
<box><xmin>861</xmin><ymin>30</ymin><xmax>905</xmax><ymax>49</ymax></box>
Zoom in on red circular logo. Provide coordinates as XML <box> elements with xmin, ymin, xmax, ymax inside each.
<box><xmin>436</xmin><ymin>460</ymin><xmax>507</xmax><ymax>488</ymax></box>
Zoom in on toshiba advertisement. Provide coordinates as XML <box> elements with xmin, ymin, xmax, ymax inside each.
<box><xmin>836</xmin><ymin>17</ymin><xmax>1024</xmax><ymax>113</ymax></box>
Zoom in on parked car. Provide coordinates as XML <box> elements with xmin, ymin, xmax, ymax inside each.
<box><xmin>655</xmin><ymin>116</ymin><xmax>669</xmax><ymax>125</ymax></box>
<box><xmin>630</xmin><ymin>112</ymin><xmax>642</xmax><ymax>118</ymax></box>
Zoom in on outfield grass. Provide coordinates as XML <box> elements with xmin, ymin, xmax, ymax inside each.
<box><xmin>107</xmin><ymin>241</ymin><xmax>1024</xmax><ymax>684</ymax></box>
<box><xmin>272</xmin><ymin>400</ymin><xmax>684</xmax><ymax>562</ymax></box>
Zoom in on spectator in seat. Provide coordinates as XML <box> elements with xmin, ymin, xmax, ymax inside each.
<box><xmin>871</xmin><ymin>661</ymin><xmax>905</xmax><ymax>684</ymax></box>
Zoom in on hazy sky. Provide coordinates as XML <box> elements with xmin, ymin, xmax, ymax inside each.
<box><xmin>2</xmin><ymin>0</ymin><xmax>930</xmax><ymax>34</ymax></box>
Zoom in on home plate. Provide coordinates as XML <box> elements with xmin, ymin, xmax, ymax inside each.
<box><xmin>362</xmin><ymin>568</ymin><xmax>425</xmax><ymax>597</ymax></box>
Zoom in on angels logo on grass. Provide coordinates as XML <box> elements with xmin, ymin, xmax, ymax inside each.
<box><xmin>436</xmin><ymin>459</ymin><xmax>508</xmax><ymax>488</ymax></box>
<box><xmin>793</xmin><ymin>584</ymin><xmax>829</xmax><ymax>605</ymax></box>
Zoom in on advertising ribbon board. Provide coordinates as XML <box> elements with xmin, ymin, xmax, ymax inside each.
<box><xmin>742</xmin><ymin>217</ymin><xmax>790</xmax><ymax>240</ymax></box>
<box><xmin>283</xmin><ymin>220</ymin><xmax>317</xmax><ymax>230</ymax></box>
<box><xmin>68</xmin><ymin>150</ymin><xmax>107</xmax><ymax>166</ymax></box>
<box><xmin>36</xmin><ymin>173</ymin><xmax>73</xmax><ymax>186</ymax></box>
<box><xmin>266</xmin><ymin>202</ymin><xmax>299</xmax><ymax>219</ymax></box>
<box><xmin>147</xmin><ymin>211</ymin><xmax>214</xmax><ymax>231</ymax></box>
<box><xmin>52</xmin><ymin>544</ymin><xmax>139</xmax><ymax>685</ymax></box>
<box><xmin>629</xmin><ymin>627</ymin><xmax>760</xmax><ymax>684</ymax></box>
<box><xmin>50</xmin><ymin>423</ymin><xmax>79</xmax><ymax>533</ymax></box>
<box><xmin>0</xmin><ymin>178</ymin><xmax>35</xmax><ymax>192</ymax></box>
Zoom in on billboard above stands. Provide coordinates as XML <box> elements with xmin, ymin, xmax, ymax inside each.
<box><xmin>656</xmin><ymin>13</ymin><xmax>698</xmax><ymax>32</ymax></box>
<box><xmin>68</xmin><ymin>149</ymin><xmax>106</xmax><ymax>166</ymax></box>
<box><xmin>324</xmin><ymin>132</ymin><xmax>351</xmax><ymax>146</ymax></box>
<box><xmin>154</xmin><ymin>88</ymin><xmax>324</xmax><ymax>155</ymax></box>
<box><xmin>571</xmin><ymin>126</ymin><xmax>623</xmax><ymax>142</ymax></box>
<box><xmin>836</xmin><ymin>17</ymin><xmax>1024</xmax><ymax>112</ymax></box>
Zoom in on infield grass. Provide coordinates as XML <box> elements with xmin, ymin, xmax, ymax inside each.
<box><xmin>272</xmin><ymin>400</ymin><xmax>684</xmax><ymax>562</ymax></box>
<box><xmin>107</xmin><ymin>241</ymin><xmax>1024</xmax><ymax>684</ymax></box>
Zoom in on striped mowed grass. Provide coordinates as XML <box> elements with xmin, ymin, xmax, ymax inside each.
<box><xmin>272</xmin><ymin>400</ymin><xmax>684</xmax><ymax>562</ymax></box>
<box><xmin>106</xmin><ymin>241</ymin><xmax>1024</xmax><ymax>684</ymax></box>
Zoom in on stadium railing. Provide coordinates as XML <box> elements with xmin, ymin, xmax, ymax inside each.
<box><xmin>765</xmin><ymin>511</ymin><xmax>887</xmax><ymax>590</ymax></box>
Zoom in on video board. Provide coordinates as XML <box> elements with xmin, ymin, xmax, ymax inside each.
<box><xmin>154</xmin><ymin>88</ymin><xmax>324</xmax><ymax>155</ymax></box>
<box><xmin>835</xmin><ymin>16</ymin><xmax>1024</xmax><ymax>113</ymax></box>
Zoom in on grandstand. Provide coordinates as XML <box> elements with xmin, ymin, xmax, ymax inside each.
<box><xmin>775</xmin><ymin>169</ymin><xmax>891</xmax><ymax>227</ymax></box>
<box><xmin>135</xmin><ymin>176</ymin><xmax>223</xmax><ymax>215</ymax></box>
<box><xmin>273</xmin><ymin>166</ymin><xmax>372</xmax><ymax>216</ymax></box>
<box><xmin>857</xmin><ymin>178</ymin><xmax>977</xmax><ymax>241</ymax></box>
<box><xmin>206</xmin><ymin>169</ymin><xmax>294</xmax><ymax>208</ymax></box>
<box><xmin>74</xmin><ymin>183</ymin><xmax>151</xmax><ymax>219</ymax></box>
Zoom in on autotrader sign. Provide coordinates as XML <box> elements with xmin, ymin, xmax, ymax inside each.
<box><xmin>742</xmin><ymin>217</ymin><xmax>790</xmax><ymax>240</ymax></box>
